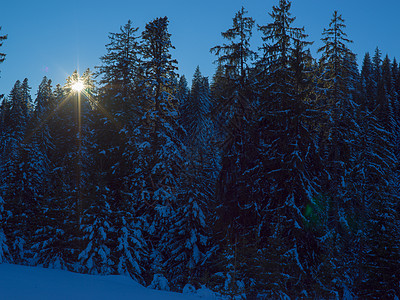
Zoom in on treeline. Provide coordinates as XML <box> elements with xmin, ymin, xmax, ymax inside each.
<box><xmin>0</xmin><ymin>0</ymin><xmax>400</xmax><ymax>298</ymax></box>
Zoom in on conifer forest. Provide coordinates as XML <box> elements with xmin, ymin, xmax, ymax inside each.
<box><xmin>0</xmin><ymin>1</ymin><xmax>400</xmax><ymax>299</ymax></box>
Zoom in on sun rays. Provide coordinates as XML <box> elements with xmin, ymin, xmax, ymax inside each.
<box><xmin>25</xmin><ymin>72</ymin><xmax>122</xmax><ymax>144</ymax></box>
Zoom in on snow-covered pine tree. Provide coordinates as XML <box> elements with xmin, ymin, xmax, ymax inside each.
<box><xmin>31</xmin><ymin>83</ymin><xmax>74</xmax><ymax>270</ymax></box>
<box><xmin>254</xmin><ymin>0</ymin><xmax>325</xmax><ymax>297</ymax></box>
<box><xmin>97</xmin><ymin>20</ymin><xmax>141</xmax><ymax>119</ymax></box>
<box><xmin>75</xmin><ymin>101</ymin><xmax>115</xmax><ymax>275</ymax></box>
<box><xmin>131</xmin><ymin>16</ymin><xmax>185</xmax><ymax>285</ymax></box>
<box><xmin>96</xmin><ymin>20</ymin><xmax>148</xmax><ymax>281</ymax></box>
<box><xmin>29</xmin><ymin>79</ymin><xmax>71</xmax><ymax>269</ymax></box>
<box><xmin>0</xmin><ymin>79</ymin><xmax>33</xmax><ymax>264</ymax></box>
<box><xmin>316</xmin><ymin>10</ymin><xmax>360</xmax><ymax>295</ymax></box>
<box><xmin>210</xmin><ymin>64</ymin><xmax>230</xmax><ymax>141</ymax></box>
<box><xmin>209</xmin><ymin>6</ymin><xmax>259</xmax><ymax>297</ymax></box>
<box><xmin>0</xmin><ymin>97</ymin><xmax>10</xmax><ymax>173</ymax></box>
<box><xmin>21</xmin><ymin>77</ymin><xmax>55</xmax><ymax>265</ymax></box>
<box><xmin>381</xmin><ymin>55</ymin><xmax>399</xmax><ymax>139</ymax></box>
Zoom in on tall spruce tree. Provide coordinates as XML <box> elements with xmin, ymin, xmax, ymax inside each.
<box><xmin>132</xmin><ymin>16</ymin><xmax>186</xmax><ymax>286</ymax></box>
<box><xmin>1</xmin><ymin>79</ymin><xmax>33</xmax><ymax>263</ymax></box>
<box><xmin>139</xmin><ymin>14</ymin><xmax>181</xmax><ymax>265</ymax></box>
<box><xmin>97</xmin><ymin>21</ymin><xmax>148</xmax><ymax>280</ymax></box>
<box><xmin>210</xmin><ymin>6</ymin><xmax>258</xmax><ymax>297</ymax></box>
<box><xmin>254</xmin><ymin>1</ymin><xmax>326</xmax><ymax>297</ymax></box>
<box><xmin>29</xmin><ymin>78</ymin><xmax>70</xmax><ymax>269</ymax></box>
<box><xmin>31</xmin><ymin>84</ymin><xmax>74</xmax><ymax>269</ymax></box>
<box><xmin>317</xmin><ymin>10</ymin><xmax>360</xmax><ymax>296</ymax></box>
<box><xmin>24</xmin><ymin>77</ymin><xmax>55</xmax><ymax>265</ymax></box>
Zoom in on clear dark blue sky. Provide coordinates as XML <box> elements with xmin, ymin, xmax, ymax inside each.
<box><xmin>0</xmin><ymin>0</ymin><xmax>399</xmax><ymax>96</ymax></box>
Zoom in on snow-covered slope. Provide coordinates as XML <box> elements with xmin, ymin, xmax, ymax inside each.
<box><xmin>0</xmin><ymin>263</ymin><xmax>217</xmax><ymax>300</ymax></box>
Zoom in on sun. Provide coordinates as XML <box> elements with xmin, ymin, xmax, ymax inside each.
<box><xmin>71</xmin><ymin>80</ymin><xmax>85</xmax><ymax>92</ymax></box>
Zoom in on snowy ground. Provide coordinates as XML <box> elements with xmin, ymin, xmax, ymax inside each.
<box><xmin>0</xmin><ymin>263</ymin><xmax>218</xmax><ymax>300</ymax></box>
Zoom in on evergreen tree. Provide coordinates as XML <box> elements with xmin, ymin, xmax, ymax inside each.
<box><xmin>29</xmin><ymin>79</ymin><xmax>71</xmax><ymax>269</ymax></box>
<box><xmin>254</xmin><ymin>1</ymin><xmax>325</xmax><ymax>297</ymax></box>
<box><xmin>97</xmin><ymin>20</ymin><xmax>141</xmax><ymax>118</ymax></box>
<box><xmin>23</xmin><ymin>77</ymin><xmax>55</xmax><ymax>265</ymax></box>
<box><xmin>209</xmin><ymin>6</ymin><xmax>259</xmax><ymax>297</ymax></box>
<box><xmin>317</xmin><ymin>10</ymin><xmax>361</xmax><ymax>295</ymax></box>
<box><xmin>211</xmin><ymin>6</ymin><xmax>256</xmax><ymax>81</ymax></box>
<box><xmin>96</xmin><ymin>20</ymin><xmax>148</xmax><ymax>281</ymax></box>
<box><xmin>132</xmin><ymin>16</ymin><xmax>185</xmax><ymax>285</ymax></box>
<box><xmin>64</xmin><ymin>69</ymin><xmax>118</xmax><ymax>276</ymax></box>
<box><xmin>1</xmin><ymin>79</ymin><xmax>33</xmax><ymax>263</ymax></box>
<box><xmin>31</xmin><ymin>83</ymin><xmax>74</xmax><ymax>269</ymax></box>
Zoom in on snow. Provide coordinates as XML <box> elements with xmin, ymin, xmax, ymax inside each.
<box><xmin>0</xmin><ymin>263</ymin><xmax>219</xmax><ymax>300</ymax></box>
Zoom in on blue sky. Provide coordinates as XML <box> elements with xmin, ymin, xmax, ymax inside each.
<box><xmin>0</xmin><ymin>0</ymin><xmax>399</xmax><ymax>96</ymax></box>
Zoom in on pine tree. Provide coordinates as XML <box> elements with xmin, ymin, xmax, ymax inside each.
<box><xmin>96</xmin><ymin>20</ymin><xmax>148</xmax><ymax>280</ymax></box>
<box><xmin>131</xmin><ymin>16</ymin><xmax>186</xmax><ymax>285</ymax></box>
<box><xmin>29</xmin><ymin>79</ymin><xmax>70</xmax><ymax>269</ymax></box>
<box><xmin>316</xmin><ymin>10</ymin><xmax>361</xmax><ymax>296</ymax></box>
<box><xmin>211</xmin><ymin>6</ymin><xmax>256</xmax><ymax>81</ymax></box>
<box><xmin>22</xmin><ymin>77</ymin><xmax>55</xmax><ymax>265</ymax></box>
<box><xmin>254</xmin><ymin>1</ymin><xmax>326</xmax><ymax>297</ymax></box>
<box><xmin>1</xmin><ymin>79</ymin><xmax>33</xmax><ymax>263</ymax></box>
<box><xmin>209</xmin><ymin>6</ymin><xmax>260</xmax><ymax>297</ymax></box>
<box><xmin>97</xmin><ymin>20</ymin><xmax>141</xmax><ymax>118</ymax></box>
<box><xmin>31</xmin><ymin>83</ymin><xmax>74</xmax><ymax>269</ymax></box>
